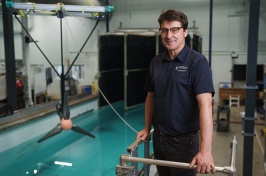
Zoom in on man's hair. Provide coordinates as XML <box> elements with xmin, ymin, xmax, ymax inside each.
<box><xmin>158</xmin><ymin>9</ymin><xmax>188</xmax><ymax>30</ymax></box>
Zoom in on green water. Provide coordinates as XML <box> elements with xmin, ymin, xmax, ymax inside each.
<box><xmin>0</xmin><ymin>102</ymin><xmax>151</xmax><ymax>176</ymax></box>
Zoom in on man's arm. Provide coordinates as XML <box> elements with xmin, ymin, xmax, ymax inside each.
<box><xmin>136</xmin><ymin>91</ymin><xmax>154</xmax><ymax>140</ymax></box>
<box><xmin>189</xmin><ymin>92</ymin><xmax>216</xmax><ymax>174</ymax></box>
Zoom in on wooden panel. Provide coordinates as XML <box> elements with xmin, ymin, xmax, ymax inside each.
<box><xmin>219</xmin><ymin>88</ymin><xmax>245</xmax><ymax>105</ymax></box>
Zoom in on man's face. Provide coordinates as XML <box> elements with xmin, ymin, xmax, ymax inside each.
<box><xmin>160</xmin><ymin>21</ymin><xmax>187</xmax><ymax>53</ymax></box>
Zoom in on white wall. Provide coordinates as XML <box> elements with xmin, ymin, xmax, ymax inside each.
<box><xmin>1</xmin><ymin>0</ymin><xmax>266</xmax><ymax>103</ymax></box>
<box><xmin>25</xmin><ymin>16</ymin><xmax>104</xmax><ymax>97</ymax></box>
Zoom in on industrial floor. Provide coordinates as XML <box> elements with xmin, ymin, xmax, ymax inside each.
<box><xmin>150</xmin><ymin>104</ymin><xmax>266</xmax><ymax>176</ymax></box>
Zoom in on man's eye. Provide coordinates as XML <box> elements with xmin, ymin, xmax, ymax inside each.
<box><xmin>171</xmin><ymin>29</ymin><xmax>178</xmax><ymax>32</ymax></box>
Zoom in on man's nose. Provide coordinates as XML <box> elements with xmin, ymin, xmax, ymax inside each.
<box><xmin>166</xmin><ymin>31</ymin><xmax>173</xmax><ymax>38</ymax></box>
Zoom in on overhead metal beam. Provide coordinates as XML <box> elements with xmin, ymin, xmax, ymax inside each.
<box><xmin>5</xmin><ymin>1</ymin><xmax>114</xmax><ymax>13</ymax></box>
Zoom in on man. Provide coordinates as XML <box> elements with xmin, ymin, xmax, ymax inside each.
<box><xmin>137</xmin><ymin>9</ymin><xmax>216</xmax><ymax>176</ymax></box>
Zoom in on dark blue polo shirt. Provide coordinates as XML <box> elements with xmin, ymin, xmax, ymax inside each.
<box><xmin>145</xmin><ymin>44</ymin><xmax>215</xmax><ymax>136</ymax></box>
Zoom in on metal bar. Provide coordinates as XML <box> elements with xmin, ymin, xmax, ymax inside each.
<box><xmin>7</xmin><ymin>2</ymin><xmax>114</xmax><ymax>13</ymax></box>
<box><xmin>143</xmin><ymin>137</ymin><xmax>150</xmax><ymax>176</ymax></box>
<box><xmin>120</xmin><ymin>134</ymin><xmax>236</xmax><ymax>176</ymax></box>
<box><xmin>124</xmin><ymin>33</ymin><xmax>127</xmax><ymax>109</ymax></box>
<box><xmin>65</xmin><ymin>19</ymin><xmax>101</xmax><ymax>76</ymax></box>
<box><xmin>127</xmin><ymin>68</ymin><xmax>148</xmax><ymax>72</ymax></box>
<box><xmin>1</xmin><ymin>0</ymin><xmax>17</xmax><ymax>110</ymax></box>
<box><xmin>14</xmin><ymin>15</ymin><xmax>60</xmax><ymax>77</ymax></box>
<box><xmin>120</xmin><ymin>155</ymin><xmax>233</xmax><ymax>175</ymax></box>
<box><xmin>127</xmin><ymin>137</ymin><xmax>142</xmax><ymax>153</ymax></box>
<box><xmin>105</xmin><ymin>0</ymin><xmax>109</xmax><ymax>32</ymax></box>
<box><xmin>230</xmin><ymin>135</ymin><xmax>237</xmax><ymax>176</ymax></box>
<box><xmin>208</xmin><ymin>0</ymin><xmax>213</xmax><ymax>68</ymax></box>
<box><xmin>130</xmin><ymin>143</ymin><xmax>138</xmax><ymax>175</ymax></box>
<box><xmin>243</xmin><ymin>0</ymin><xmax>260</xmax><ymax>175</ymax></box>
<box><xmin>59</xmin><ymin>10</ymin><xmax>65</xmax><ymax>104</ymax></box>
<box><xmin>127</xmin><ymin>129</ymin><xmax>154</xmax><ymax>153</ymax></box>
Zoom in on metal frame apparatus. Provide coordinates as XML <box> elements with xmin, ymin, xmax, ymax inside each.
<box><xmin>3</xmin><ymin>1</ymin><xmax>114</xmax><ymax>142</ymax></box>
<box><xmin>5</xmin><ymin>1</ymin><xmax>114</xmax><ymax>16</ymax></box>
<box><xmin>116</xmin><ymin>131</ymin><xmax>237</xmax><ymax>176</ymax></box>
<box><xmin>7</xmin><ymin>2</ymin><xmax>110</xmax><ymax>12</ymax></box>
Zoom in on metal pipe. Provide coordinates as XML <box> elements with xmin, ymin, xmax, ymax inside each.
<box><xmin>120</xmin><ymin>134</ymin><xmax>237</xmax><ymax>176</ymax></box>
<box><xmin>208</xmin><ymin>0</ymin><xmax>213</xmax><ymax>68</ymax></box>
<box><xmin>65</xmin><ymin>19</ymin><xmax>101</xmax><ymax>76</ymax></box>
<box><xmin>243</xmin><ymin>0</ymin><xmax>260</xmax><ymax>175</ymax></box>
<box><xmin>127</xmin><ymin>129</ymin><xmax>154</xmax><ymax>152</ymax></box>
<box><xmin>230</xmin><ymin>135</ymin><xmax>237</xmax><ymax>176</ymax></box>
<box><xmin>143</xmin><ymin>136</ymin><xmax>150</xmax><ymax>176</ymax></box>
<box><xmin>14</xmin><ymin>16</ymin><xmax>60</xmax><ymax>77</ymax></box>
<box><xmin>105</xmin><ymin>0</ymin><xmax>109</xmax><ymax>32</ymax></box>
<box><xmin>127</xmin><ymin>137</ymin><xmax>142</xmax><ymax>153</ymax></box>
<box><xmin>120</xmin><ymin>154</ymin><xmax>234</xmax><ymax>175</ymax></box>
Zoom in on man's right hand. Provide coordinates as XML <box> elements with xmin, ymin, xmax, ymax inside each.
<box><xmin>136</xmin><ymin>129</ymin><xmax>150</xmax><ymax>140</ymax></box>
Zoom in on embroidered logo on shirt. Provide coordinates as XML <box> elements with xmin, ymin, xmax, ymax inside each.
<box><xmin>175</xmin><ymin>66</ymin><xmax>188</xmax><ymax>72</ymax></box>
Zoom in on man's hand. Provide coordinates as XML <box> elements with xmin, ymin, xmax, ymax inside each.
<box><xmin>136</xmin><ymin>129</ymin><xmax>150</xmax><ymax>140</ymax></box>
<box><xmin>189</xmin><ymin>151</ymin><xmax>216</xmax><ymax>174</ymax></box>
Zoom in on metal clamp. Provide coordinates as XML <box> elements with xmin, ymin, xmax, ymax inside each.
<box><xmin>243</xmin><ymin>85</ymin><xmax>258</xmax><ymax>90</ymax></box>
<box><xmin>243</xmin><ymin>117</ymin><xmax>256</xmax><ymax>121</ymax></box>
<box><xmin>241</xmin><ymin>130</ymin><xmax>256</xmax><ymax>137</ymax></box>
<box><xmin>116</xmin><ymin>165</ymin><xmax>135</xmax><ymax>176</ymax></box>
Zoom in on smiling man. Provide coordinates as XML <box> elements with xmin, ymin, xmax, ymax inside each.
<box><xmin>137</xmin><ymin>9</ymin><xmax>216</xmax><ymax>176</ymax></box>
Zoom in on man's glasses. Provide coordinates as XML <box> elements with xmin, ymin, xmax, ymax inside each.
<box><xmin>159</xmin><ymin>27</ymin><xmax>183</xmax><ymax>35</ymax></box>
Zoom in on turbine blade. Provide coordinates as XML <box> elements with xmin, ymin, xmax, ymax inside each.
<box><xmin>71</xmin><ymin>125</ymin><xmax>95</xmax><ymax>138</ymax></box>
<box><xmin>37</xmin><ymin>125</ymin><xmax>63</xmax><ymax>143</ymax></box>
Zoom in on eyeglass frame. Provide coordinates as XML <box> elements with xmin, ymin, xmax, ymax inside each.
<box><xmin>159</xmin><ymin>27</ymin><xmax>183</xmax><ymax>35</ymax></box>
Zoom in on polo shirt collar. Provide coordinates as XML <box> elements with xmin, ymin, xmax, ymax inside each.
<box><xmin>162</xmin><ymin>44</ymin><xmax>190</xmax><ymax>63</ymax></box>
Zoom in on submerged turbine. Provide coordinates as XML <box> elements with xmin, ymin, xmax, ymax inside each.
<box><xmin>37</xmin><ymin>92</ymin><xmax>95</xmax><ymax>143</ymax></box>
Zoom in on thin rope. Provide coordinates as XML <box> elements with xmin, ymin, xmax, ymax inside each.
<box><xmin>64</xmin><ymin>17</ymin><xmax>138</xmax><ymax>134</ymax></box>
<box><xmin>97</xmin><ymin>87</ymin><xmax>138</xmax><ymax>134</ymax></box>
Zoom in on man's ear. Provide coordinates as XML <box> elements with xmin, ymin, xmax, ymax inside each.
<box><xmin>184</xmin><ymin>29</ymin><xmax>188</xmax><ymax>38</ymax></box>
